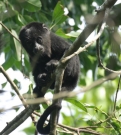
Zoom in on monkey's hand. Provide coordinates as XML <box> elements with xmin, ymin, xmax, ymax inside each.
<box><xmin>33</xmin><ymin>73</ymin><xmax>49</xmax><ymax>98</ymax></box>
<box><xmin>45</xmin><ymin>59</ymin><xmax>59</xmax><ymax>73</ymax></box>
<box><xmin>33</xmin><ymin>86</ymin><xmax>44</xmax><ymax>98</ymax></box>
<box><xmin>37</xmin><ymin>73</ymin><xmax>48</xmax><ymax>86</ymax></box>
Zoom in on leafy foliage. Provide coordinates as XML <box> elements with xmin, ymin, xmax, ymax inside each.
<box><xmin>0</xmin><ymin>0</ymin><xmax>121</xmax><ymax>135</ymax></box>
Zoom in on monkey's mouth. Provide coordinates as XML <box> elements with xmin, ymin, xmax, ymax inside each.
<box><xmin>33</xmin><ymin>42</ymin><xmax>44</xmax><ymax>53</ymax></box>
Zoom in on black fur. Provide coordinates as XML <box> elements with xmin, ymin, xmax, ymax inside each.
<box><xmin>37</xmin><ymin>103</ymin><xmax>61</xmax><ymax>134</ymax></box>
<box><xmin>19</xmin><ymin>22</ymin><xmax>80</xmax><ymax>134</ymax></box>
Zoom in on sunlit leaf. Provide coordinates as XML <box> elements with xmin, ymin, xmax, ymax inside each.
<box><xmin>51</xmin><ymin>1</ymin><xmax>68</xmax><ymax>26</ymax></box>
<box><xmin>11</xmin><ymin>29</ymin><xmax>21</xmax><ymax>61</ymax></box>
<box><xmin>56</xmin><ymin>29</ymin><xmax>70</xmax><ymax>39</ymax></box>
<box><xmin>66</xmin><ymin>31</ymin><xmax>80</xmax><ymax>37</ymax></box>
<box><xmin>53</xmin><ymin>1</ymin><xmax>64</xmax><ymax>21</ymax></box>
<box><xmin>65</xmin><ymin>98</ymin><xmax>87</xmax><ymax>112</ymax></box>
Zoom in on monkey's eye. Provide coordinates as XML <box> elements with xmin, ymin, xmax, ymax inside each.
<box><xmin>36</xmin><ymin>36</ymin><xmax>43</xmax><ymax>44</ymax></box>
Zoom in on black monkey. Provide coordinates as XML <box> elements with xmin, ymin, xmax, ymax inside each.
<box><xmin>19</xmin><ymin>22</ymin><xmax>80</xmax><ymax>134</ymax></box>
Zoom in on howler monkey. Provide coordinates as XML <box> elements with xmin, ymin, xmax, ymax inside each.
<box><xmin>19</xmin><ymin>22</ymin><xmax>80</xmax><ymax>134</ymax></box>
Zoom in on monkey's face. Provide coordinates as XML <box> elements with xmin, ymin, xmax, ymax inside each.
<box><xmin>19</xmin><ymin>22</ymin><xmax>51</xmax><ymax>58</ymax></box>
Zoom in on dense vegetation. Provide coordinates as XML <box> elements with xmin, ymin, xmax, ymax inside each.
<box><xmin>0</xmin><ymin>0</ymin><xmax>121</xmax><ymax>135</ymax></box>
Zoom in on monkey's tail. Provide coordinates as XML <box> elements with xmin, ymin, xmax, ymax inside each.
<box><xmin>36</xmin><ymin>104</ymin><xmax>61</xmax><ymax>134</ymax></box>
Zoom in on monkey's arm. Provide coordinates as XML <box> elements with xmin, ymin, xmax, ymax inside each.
<box><xmin>45</xmin><ymin>59</ymin><xmax>59</xmax><ymax>73</ymax></box>
<box><xmin>34</xmin><ymin>59</ymin><xmax>58</xmax><ymax>97</ymax></box>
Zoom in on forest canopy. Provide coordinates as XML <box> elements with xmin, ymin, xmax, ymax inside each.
<box><xmin>0</xmin><ymin>0</ymin><xmax>121</xmax><ymax>135</ymax></box>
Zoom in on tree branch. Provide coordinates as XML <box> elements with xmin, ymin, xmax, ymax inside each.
<box><xmin>0</xmin><ymin>65</ymin><xmax>26</xmax><ymax>106</ymax></box>
<box><xmin>113</xmin><ymin>75</ymin><xmax>121</xmax><ymax>112</ymax></box>
<box><xmin>0</xmin><ymin>0</ymin><xmax>118</xmax><ymax>134</ymax></box>
<box><xmin>0</xmin><ymin>71</ymin><xmax>118</xmax><ymax>135</ymax></box>
<box><xmin>25</xmin><ymin>72</ymin><xmax>118</xmax><ymax>105</ymax></box>
<box><xmin>50</xmin><ymin>0</ymin><xmax>117</xmax><ymax>134</ymax></box>
<box><xmin>0</xmin><ymin>22</ymin><xmax>20</xmax><ymax>42</ymax></box>
<box><xmin>62</xmin><ymin>22</ymin><xmax>106</xmax><ymax>63</ymax></box>
<box><xmin>0</xmin><ymin>105</ymin><xmax>38</xmax><ymax>135</ymax></box>
<box><xmin>0</xmin><ymin>68</ymin><xmax>55</xmax><ymax>135</ymax></box>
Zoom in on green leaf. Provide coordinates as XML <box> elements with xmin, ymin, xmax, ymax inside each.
<box><xmin>51</xmin><ymin>1</ymin><xmax>68</xmax><ymax>26</ymax></box>
<box><xmin>11</xmin><ymin>29</ymin><xmax>21</xmax><ymax>61</ymax></box>
<box><xmin>13</xmin><ymin>60</ymin><xmax>21</xmax><ymax>70</ymax></box>
<box><xmin>65</xmin><ymin>98</ymin><xmax>87</xmax><ymax>112</ymax></box>
<box><xmin>42</xmin><ymin>103</ymin><xmax>48</xmax><ymax>109</ymax></box>
<box><xmin>28</xmin><ymin>83</ymin><xmax>33</xmax><ymax>94</ymax></box>
<box><xmin>55</xmin><ymin>15</ymin><xmax>67</xmax><ymax>25</ymax></box>
<box><xmin>24</xmin><ymin>0</ymin><xmax>41</xmax><ymax>12</ymax></box>
<box><xmin>27</xmin><ymin>0</ymin><xmax>41</xmax><ymax>8</ymax></box>
<box><xmin>1</xmin><ymin>82</ymin><xmax>7</xmax><ymax>88</ymax></box>
<box><xmin>79</xmin><ymin>78</ymin><xmax>86</xmax><ymax>85</ymax></box>
<box><xmin>111</xmin><ymin>120</ymin><xmax>121</xmax><ymax>133</ymax></box>
<box><xmin>13</xmin><ymin>79</ymin><xmax>21</xmax><ymax>89</ymax></box>
<box><xmin>55</xmin><ymin>28</ymin><xmax>80</xmax><ymax>39</ymax></box>
<box><xmin>66</xmin><ymin>31</ymin><xmax>80</xmax><ymax>37</ymax></box>
<box><xmin>23</xmin><ymin>123</ymin><xmax>35</xmax><ymax>134</ymax></box>
<box><xmin>18</xmin><ymin>15</ymin><xmax>34</xmax><ymax>25</ymax></box>
<box><xmin>53</xmin><ymin>1</ymin><xmax>64</xmax><ymax>21</ymax></box>
<box><xmin>56</xmin><ymin>29</ymin><xmax>70</xmax><ymax>39</ymax></box>
<box><xmin>2</xmin><ymin>56</ymin><xmax>14</xmax><ymax>70</ymax></box>
<box><xmin>24</xmin><ymin>54</ymin><xmax>31</xmax><ymax>73</ymax></box>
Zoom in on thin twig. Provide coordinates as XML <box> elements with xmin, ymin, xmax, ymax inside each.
<box><xmin>0</xmin><ymin>65</ymin><xmax>27</xmax><ymax>106</ymax></box>
<box><xmin>0</xmin><ymin>65</ymin><xmax>35</xmax><ymax>123</ymax></box>
<box><xmin>58</xmin><ymin>123</ymin><xmax>106</xmax><ymax>135</ymax></box>
<box><xmin>96</xmin><ymin>9</ymin><xmax>121</xmax><ymax>74</ymax></box>
<box><xmin>96</xmin><ymin>23</ymin><xmax>102</xmax><ymax>66</ymax></box>
<box><xmin>113</xmin><ymin>75</ymin><xmax>121</xmax><ymax>112</ymax></box>
<box><xmin>0</xmin><ymin>66</ymin><xmax>55</xmax><ymax>135</ymax></box>
<box><xmin>49</xmin><ymin>8</ymin><xmax>108</xmax><ymax>135</ymax></box>
<box><xmin>95</xmin><ymin>0</ymin><xmax>117</xmax><ymax>12</ymax></box>
<box><xmin>0</xmin><ymin>0</ymin><xmax>118</xmax><ymax>134</ymax></box>
<box><xmin>62</xmin><ymin>22</ymin><xmax>106</xmax><ymax>63</ymax></box>
<box><xmin>25</xmin><ymin>72</ymin><xmax>118</xmax><ymax>105</ymax></box>
<box><xmin>0</xmin><ymin>22</ymin><xmax>20</xmax><ymax>42</ymax></box>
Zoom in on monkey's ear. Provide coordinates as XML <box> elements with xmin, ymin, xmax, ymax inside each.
<box><xmin>42</xmin><ymin>23</ymin><xmax>48</xmax><ymax>31</ymax></box>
